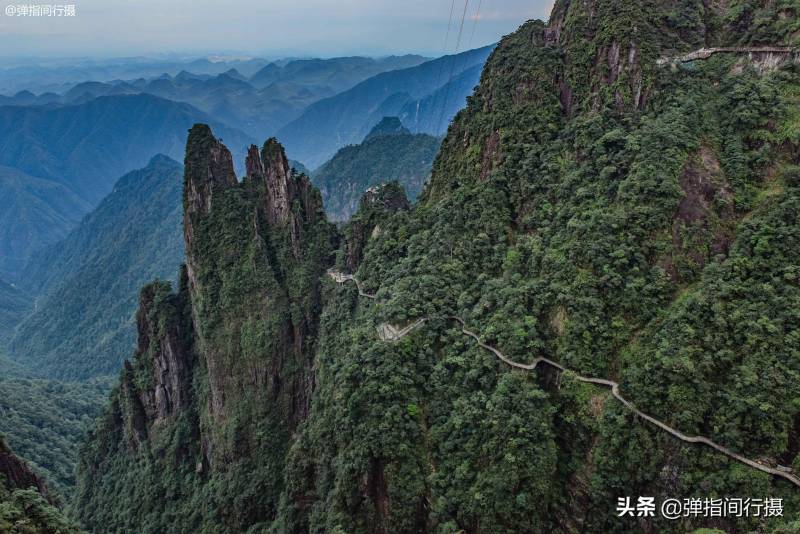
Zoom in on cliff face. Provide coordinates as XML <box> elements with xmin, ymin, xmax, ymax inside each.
<box><xmin>0</xmin><ymin>439</ymin><xmax>49</xmax><ymax>499</ymax></box>
<box><xmin>118</xmin><ymin>276</ymin><xmax>194</xmax><ymax>452</ymax></box>
<box><xmin>343</xmin><ymin>182</ymin><xmax>411</xmax><ymax>272</ymax></box>
<box><xmin>75</xmin><ymin>127</ymin><xmax>337</xmax><ymax>532</ymax></box>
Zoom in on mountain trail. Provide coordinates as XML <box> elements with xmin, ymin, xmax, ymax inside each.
<box><xmin>657</xmin><ymin>46</ymin><xmax>797</xmax><ymax>65</ymax></box>
<box><xmin>328</xmin><ymin>270</ymin><xmax>800</xmax><ymax>489</ymax></box>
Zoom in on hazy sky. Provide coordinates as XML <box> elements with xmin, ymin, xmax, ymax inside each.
<box><xmin>0</xmin><ymin>0</ymin><xmax>555</xmax><ymax>58</ymax></box>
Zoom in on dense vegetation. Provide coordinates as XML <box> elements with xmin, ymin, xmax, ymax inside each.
<box><xmin>313</xmin><ymin>118</ymin><xmax>440</xmax><ymax>221</ymax></box>
<box><xmin>74</xmin><ymin>131</ymin><xmax>338</xmax><ymax>533</ymax></box>
<box><xmin>9</xmin><ymin>156</ymin><xmax>186</xmax><ymax>380</ymax></box>
<box><xmin>280</xmin><ymin>2</ymin><xmax>800</xmax><ymax>532</ymax></box>
<box><xmin>0</xmin><ymin>379</ymin><xmax>108</xmax><ymax>497</ymax></box>
<box><xmin>74</xmin><ymin>0</ymin><xmax>800</xmax><ymax>532</ymax></box>
<box><xmin>0</xmin><ymin>438</ymin><xmax>84</xmax><ymax>534</ymax></box>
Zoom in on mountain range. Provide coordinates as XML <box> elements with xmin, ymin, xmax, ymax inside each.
<box><xmin>0</xmin><ymin>49</ymin><xmax>488</xmax><ymax>286</ymax></box>
<box><xmin>9</xmin><ymin>155</ymin><xmax>185</xmax><ymax>380</ymax></box>
<box><xmin>0</xmin><ymin>93</ymin><xmax>252</xmax><ymax>206</ymax></box>
<box><xmin>277</xmin><ymin>45</ymin><xmax>494</xmax><ymax>167</ymax></box>
<box><xmin>0</xmin><ymin>94</ymin><xmax>251</xmax><ymax>282</ymax></box>
<box><xmin>0</xmin><ymin>55</ymin><xmax>429</xmax><ymax>141</ymax></box>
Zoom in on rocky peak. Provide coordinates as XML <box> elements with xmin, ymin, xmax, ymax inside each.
<box><xmin>74</xmin><ymin>122</ymin><xmax>337</xmax><ymax>532</ymax></box>
<box><xmin>249</xmin><ymin>137</ymin><xmax>326</xmax><ymax>257</ymax></box>
<box><xmin>245</xmin><ymin>144</ymin><xmax>265</xmax><ymax>183</ymax></box>
<box><xmin>360</xmin><ymin>182</ymin><xmax>411</xmax><ymax>212</ymax></box>
<box><xmin>345</xmin><ymin>182</ymin><xmax>410</xmax><ymax>271</ymax></box>
<box><xmin>261</xmin><ymin>137</ymin><xmax>295</xmax><ymax>226</ymax></box>
<box><xmin>183</xmin><ymin>124</ymin><xmax>238</xmax><ymax>288</ymax></box>
<box><xmin>246</xmin><ymin>137</ymin><xmax>319</xmax><ymax>229</ymax></box>
<box><xmin>364</xmin><ymin>116</ymin><xmax>410</xmax><ymax>142</ymax></box>
<box><xmin>183</xmin><ymin>124</ymin><xmax>237</xmax><ymax>218</ymax></box>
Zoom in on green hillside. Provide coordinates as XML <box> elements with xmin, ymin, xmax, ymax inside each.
<box><xmin>10</xmin><ymin>156</ymin><xmax>185</xmax><ymax>380</ymax></box>
<box><xmin>0</xmin><ymin>166</ymin><xmax>90</xmax><ymax>281</ymax></box>
<box><xmin>0</xmin><ymin>378</ymin><xmax>108</xmax><ymax>497</ymax></box>
<box><xmin>0</xmin><ymin>437</ymin><xmax>84</xmax><ymax>534</ymax></box>
<box><xmin>313</xmin><ymin>119</ymin><xmax>440</xmax><ymax>221</ymax></box>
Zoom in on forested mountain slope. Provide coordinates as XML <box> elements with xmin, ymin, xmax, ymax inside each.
<box><xmin>313</xmin><ymin>118</ymin><xmax>440</xmax><ymax>221</ymax></box>
<box><xmin>0</xmin><ymin>378</ymin><xmax>108</xmax><ymax>497</ymax></box>
<box><xmin>75</xmin><ymin>1</ymin><xmax>800</xmax><ymax>532</ymax></box>
<box><xmin>0</xmin><ymin>166</ymin><xmax>90</xmax><ymax>281</ymax></box>
<box><xmin>0</xmin><ymin>278</ymin><xmax>29</xmax><ymax>345</ymax></box>
<box><xmin>10</xmin><ymin>156</ymin><xmax>185</xmax><ymax>380</ymax></box>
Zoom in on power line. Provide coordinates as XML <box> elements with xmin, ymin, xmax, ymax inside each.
<box><xmin>447</xmin><ymin>0</ymin><xmax>483</xmax><ymax>107</ymax></box>
<box><xmin>435</xmin><ymin>0</ymin><xmax>472</xmax><ymax>135</ymax></box>
<box><xmin>428</xmin><ymin>0</ymin><xmax>458</xmax><ymax>130</ymax></box>
<box><xmin>467</xmin><ymin>0</ymin><xmax>483</xmax><ymax>50</ymax></box>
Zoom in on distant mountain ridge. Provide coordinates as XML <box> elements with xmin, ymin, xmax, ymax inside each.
<box><xmin>277</xmin><ymin>45</ymin><xmax>494</xmax><ymax>168</ymax></box>
<box><xmin>0</xmin><ymin>93</ymin><xmax>253</xmax><ymax>207</ymax></box>
<box><xmin>363</xmin><ymin>116</ymin><xmax>411</xmax><ymax>141</ymax></box>
<box><xmin>249</xmin><ymin>55</ymin><xmax>428</xmax><ymax>91</ymax></box>
<box><xmin>0</xmin><ymin>55</ymin><xmax>430</xmax><ymax>140</ymax></box>
<box><xmin>398</xmin><ymin>63</ymin><xmax>484</xmax><ymax>134</ymax></box>
<box><xmin>10</xmin><ymin>155</ymin><xmax>185</xmax><ymax>380</ymax></box>
<box><xmin>0</xmin><ymin>166</ymin><xmax>90</xmax><ymax>281</ymax></box>
<box><xmin>0</xmin><ymin>55</ymin><xmax>273</xmax><ymax>95</ymax></box>
<box><xmin>0</xmin><ymin>94</ymin><xmax>250</xmax><ymax>286</ymax></box>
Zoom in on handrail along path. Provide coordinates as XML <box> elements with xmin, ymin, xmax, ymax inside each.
<box><xmin>328</xmin><ymin>270</ymin><xmax>800</xmax><ymax>488</ymax></box>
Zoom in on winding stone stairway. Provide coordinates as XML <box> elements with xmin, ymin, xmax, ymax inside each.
<box><xmin>328</xmin><ymin>270</ymin><xmax>800</xmax><ymax>489</ymax></box>
<box><xmin>657</xmin><ymin>46</ymin><xmax>797</xmax><ymax>66</ymax></box>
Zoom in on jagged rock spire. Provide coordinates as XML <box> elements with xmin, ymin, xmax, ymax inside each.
<box><xmin>245</xmin><ymin>144</ymin><xmax>265</xmax><ymax>183</ymax></box>
<box><xmin>183</xmin><ymin>124</ymin><xmax>237</xmax><ymax>218</ymax></box>
<box><xmin>261</xmin><ymin>137</ymin><xmax>294</xmax><ymax>226</ymax></box>
<box><xmin>183</xmin><ymin>124</ymin><xmax>238</xmax><ymax>288</ymax></box>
